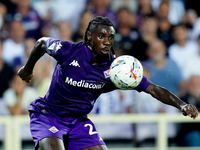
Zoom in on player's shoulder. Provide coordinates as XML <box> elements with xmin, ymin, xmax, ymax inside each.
<box><xmin>46</xmin><ymin>38</ymin><xmax>83</xmax><ymax>52</ymax></box>
<box><xmin>46</xmin><ymin>38</ymin><xmax>72</xmax><ymax>46</ymax></box>
<box><xmin>72</xmin><ymin>41</ymin><xmax>86</xmax><ymax>50</ymax></box>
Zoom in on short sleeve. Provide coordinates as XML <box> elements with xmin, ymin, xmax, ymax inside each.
<box><xmin>134</xmin><ymin>76</ymin><xmax>150</xmax><ymax>92</ymax></box>
<box><xmin>46</xmin><ymin>38</ymin><xmax>75</xmax><ymax>64</ymax></box>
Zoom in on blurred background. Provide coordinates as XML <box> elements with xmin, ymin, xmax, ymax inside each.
<box><xmin>0</xmin><ymin>0</ymin><xmax>200</xmax><ymax>149</ymax></box>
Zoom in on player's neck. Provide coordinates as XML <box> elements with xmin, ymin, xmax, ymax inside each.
<box><xmin>91</xmin><ymin>54</ymin><xmax>108</xmax><ymax>65</ymax></box>
<box><xmin>86</xmin><ymin>44</ymin><xmax>108</xmax><ymax>65</ymax></box>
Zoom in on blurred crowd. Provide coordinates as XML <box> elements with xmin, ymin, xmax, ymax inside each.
<box><xmin>1</xmin><ymin>0</ymin><xmax>200</xmax><ymax>147</ymax></box>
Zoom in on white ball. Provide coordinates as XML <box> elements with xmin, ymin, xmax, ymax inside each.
<box><xmin>109</xmin><ymin>55</ymin><xmax>143</xmax><ymax>89</ymax></box>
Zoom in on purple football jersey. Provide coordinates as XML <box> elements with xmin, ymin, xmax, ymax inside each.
<box><xmin>29</xmin><ymin>38</ymin><xmax>150</xmax><ymax>121</ymax></box>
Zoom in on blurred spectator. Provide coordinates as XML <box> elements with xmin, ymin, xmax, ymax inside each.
<box><xmin>2</xmin><ymin>73</ymin><xmax>38</xmax><ymax>140</ymax></box>
<box><xmin>3</xmin><ymin>74</ymin><xmax>38</xmax><ymax>115</ymax></box>
<box><xmin>32</xmin><ymin>0</ymin><xmax>52</xmax><ymax>19</ymax></box>
<box><xmin>54</xmin><ymin>0</ymin><xmax>87</xmax><ymax>32</ymax></box>
<box><xmin>110</xmin><ymin>0</ymin><xmax>138</xmax><ymax>13</ymax></box>
<box><xmin>114</xmin><ymin>7</ymin><xmax>140</xmax><ymax>57</ymax></box>
<box><xmin>92</xmin><ymin>90</ymin><xmax>134</xmax><ymax>114</ymax></box>
<box><xmin>58</xmin><ymin>21</ymin><xmax>72</xmax><ymax>41</ymax></box>
<box><xmin>177</xmin><ymin>75</ymin><xmax>200</xmax><ymax>146</ymax></box>
<box><xmin>10</xmin><ymin>0</ymin><xmax>46</xmax><ymax>40</ymax></box>
<box><xmin>86</xmin><ymin>0</ymin><xmax>117</xmax><ymax>26</ymax></box>
<box><xmin>2</xmin><ymin>20</ymin><xmax>26</xmax><ymax>70</ymax></box>
<box><xmin>34</xmin><ymin>57</ymin><xmax>51</xmax><ymax>98</ymax></box>
<box><xmin>0</xmin><ymin>0</ymin><xmax>17</xmax><ymax>16</ymax></box>
<box><xmin>0</xmin><ymin>41</ymin><xmax>15</xmax><ymax>98</ymax></box>
<box><xmin>183</xmin><ymin>35</ymin><xmax>200</xmax><ymax>80</ymax></box>
<box><xmin>31</xmin><ymin>0</ymin><xmax>41</xmax><ymax>5</ymax></box>
<box><xmin>140</xmin><ymin>17</ymin><xmax>159</xmax><ymax>45</ymax></box>
<box><xmin>151</xmin><ymin>0</ymin><xmax>162</xmax><ymax>11</ymax></box>
<box><xmin>48</xmin><ymin>21</ymin><xmax>73</xmax><ymax>42</ymax></box>
<box><xmin>32</xmin><ymin>0</ymin><xmax>53</xmax><ymax>37</ymax></box>
<box><xmin>156</xmin><ymin>1</ymin><xmax>169</xmax><ymax>21</ymax></box>
<box><xmin>152</xmin><ymin>0</ymin><xmax>185</xmax><ymax>25</ymax></box>
<box><xmin>157</xmin><ymin>18</ymin><xmax>174</xmax><ymax>48</ymax></box>
<box><xmin>24</xmin><ymin>38</ymin><xmax>51</xmax><ymax>97</ymax></box>
<box><xmin>24</xmin><ymin>38</ymin><xmax>35</xmax><ymax>60</ymax></box>
<box><xmin>0</xmin><ymin>3</ymin><xmax>7</xmax><ymax>30</ymax></box>
<box><xmin>33</xmin><ymin>0</ymin><xmax>87</xmax><ymax>32</ymax></box>
<box><xmin>0</xmin><ymin>2</ymin><xmax>8</xmax><ymax>41</ymax></box>
<box><xmin>185</xmin><ymin>0</ymin><xmax>200</xmax><ymax>16</ymax></box>
<box><xmin>168</xmin><ymin>24</ymin><xmax>199</xmax><ymax>74</ymax></box>
<box><xmin>145</xmin><ymin>38</ymin><xmax>184</xmax><ymax>95</ymax></box>
<box><xmin>72</xmin><ymin>11</ymin><xmax>94</xmax><ymax>42</ymax></box>
<box><xmin>132</xmin><ymin>17</ymin><xmax>159</xmax><ymax>61</ymax></box>
<box><xmin>135</xmin><ymin>0</ymin><xmax>156</xmax><ymax>29</ymax></box>
<box><xmin>166</xmin><ymin>0</ymin><xmax>185</xmax><ymax>25</ymax></box>
<box><xmin>181</xmin><ymin>9</ymin><xmax>200</xmax><ymax>40</ymax></box>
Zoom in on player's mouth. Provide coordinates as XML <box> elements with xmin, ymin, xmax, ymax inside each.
<box><xmin>101</xmin><ymin>47</ymin><xmax>109</xmax><ymax>55</ymax></box>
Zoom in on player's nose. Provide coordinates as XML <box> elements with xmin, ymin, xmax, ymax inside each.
<box><xmin>103</xmin><ymin>37</ymin><xmax>110</xmax><ymax>45</ymax></box>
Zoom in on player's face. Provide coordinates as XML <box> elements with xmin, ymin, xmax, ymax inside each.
<box><xmin>88</xmin><ymin>25</ymin><xmax>115</xmax><ymax>57</ymax></box>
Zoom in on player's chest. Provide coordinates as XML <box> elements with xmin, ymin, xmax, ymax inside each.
<box><xmin>60</xmin><ymin>56</ymin><xmax>111</xmax><ymax>87</ymax></box>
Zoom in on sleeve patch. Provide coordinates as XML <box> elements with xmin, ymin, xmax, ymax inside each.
<box><xmin>48</xmin><ymin>43</ymin><xmax>56</xmax><ymax>50</ymax></box>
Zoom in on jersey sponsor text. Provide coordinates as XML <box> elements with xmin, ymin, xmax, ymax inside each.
<box><xmin>65</xmin><ymin>77</ymin><xmax>105</xmax><ymax>89</ymax></box>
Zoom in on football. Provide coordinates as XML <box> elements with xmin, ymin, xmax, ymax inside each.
<box><xmin>109</xmin><ymin>55</ymin><xmax>143</xmax><ymax>89</ymax></box>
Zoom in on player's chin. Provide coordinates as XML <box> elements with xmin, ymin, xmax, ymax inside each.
<box><xmin>98</xmin><ymin>52</ymin><xmax>109</xmax><ymax>59</ymax></box>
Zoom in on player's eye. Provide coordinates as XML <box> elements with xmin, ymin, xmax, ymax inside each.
<box><xmin>99</xmin><ymin>35</ymin><xmax>104</xmax><ymax>39</ymax></box>
<box><xmin>109</xmin><ymin>36</ymin><xmax>114</xmax><ymax>40</ymax></box>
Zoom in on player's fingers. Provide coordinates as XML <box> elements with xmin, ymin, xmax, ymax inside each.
<box><xmin>187</xmin><ymin>105</ymin><xmax>198</xmax><ymax>119</ymax></box>
<box><xmin>27</xmin><ymin>75</ymin><xmax>33</xmax><ymax>83</ymax></box>
<box><xmin>181</xmin><ymin>104</ymin><xmax>197</xmax><ymax>119</ymax></box>
<box><xmin>25</xmin><ymin>77</ymin><xmax>33</xmax><ymax>83</ymax></box>
<box><xmin>22</xmin><ymin>75</ymin><xmax>33</xmax><ymax>83</ymax></box>
<box><xmin>182</xmin><ymin>111</ymin><xmax>187</xmax><ymax>116</ymax></box>
<box><xmin>192</xmin><ymin>107</ymin><xmax>198</xmax><ymax>120</ymax></box>
<box><xmin>187</xmin><ymin>105</ymin><xmax>194</xmax><ymax>117</ymax></box>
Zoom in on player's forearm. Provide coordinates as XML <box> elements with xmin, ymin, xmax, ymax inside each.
<box><xmin>152</xmin><ymin>85</ymin><xmax>187</xmax><ymax>110</ymax></box>
<box><xmin>24</xmin><ymin>37</ymin><xmax>48</xmax><ymax>73</ymax></box>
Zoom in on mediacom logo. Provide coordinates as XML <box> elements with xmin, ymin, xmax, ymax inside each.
<box><xmin>65</xmin><ymin>77</ymin><xmax>105</xmax><ymax>89</ymax></box>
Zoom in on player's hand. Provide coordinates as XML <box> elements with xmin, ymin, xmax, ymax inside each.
<box><xmin>17</xmin><ymin>66</ymin><xmax>33</xmax><ymax>83</ymax></box>
<box><xmin>181</xmin><ymin>104</ymin><xmax>198</xmax><ymax>120</ymax></box>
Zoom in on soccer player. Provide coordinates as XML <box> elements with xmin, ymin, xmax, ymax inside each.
<box><xmin>17</xmin><ymin>16</ymin><xmax>198</xmax><ymax>150</ymax></box>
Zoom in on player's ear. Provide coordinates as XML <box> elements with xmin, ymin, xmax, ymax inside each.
<box><xmin>87</xmin><ymin>31</ymin><xmax>92</xmax><ymax>41</ymax></box>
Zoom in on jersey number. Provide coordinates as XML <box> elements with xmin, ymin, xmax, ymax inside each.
<box><xmin>84</xmin><ymin>124</ymin><xmax>98</xmax><ymax>135</ymax></box>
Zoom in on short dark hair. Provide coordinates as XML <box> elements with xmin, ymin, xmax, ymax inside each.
<box><xmin>84</xmin><ymin>16</ymin><xmax>115</xmax><ymax>54</ymax></box>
